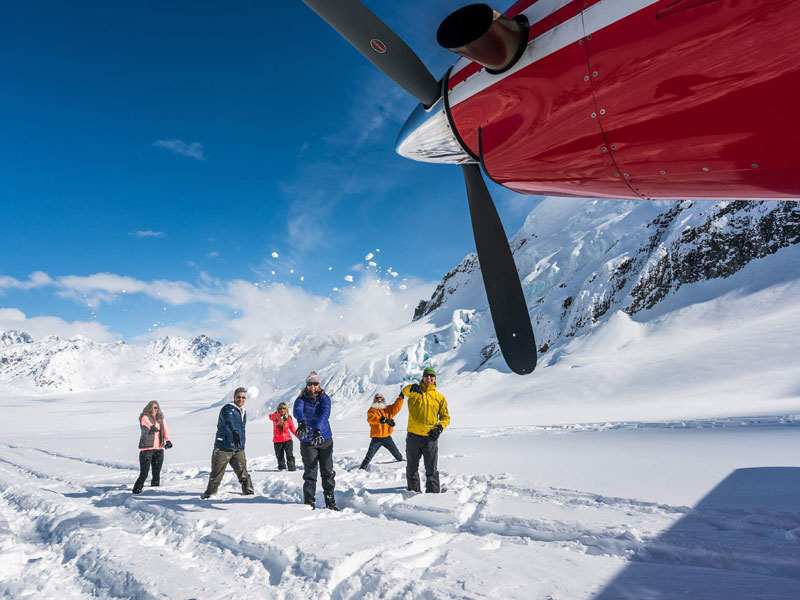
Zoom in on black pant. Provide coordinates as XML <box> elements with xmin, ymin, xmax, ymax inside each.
<box><xmin>274</xmin><ymin>440</ymin><xmax>296</xmax><ymax>470</ymax></box>
<box><xmin>406</xmin><ymin>433</ymin><xmax>439</xmax><ymax>493</ymax></box>
<box><xmin>300</xmin><ymin>439</ymin><xmax>335</xmax><ymax>500</ymax></box>
<box><xmin>361</xmin><ymin>436</ymin><xmax>403</xmax><ymax>466</ymax></box>
<box><xmin>133</xmin><ymin>449</ymin><xmax>164</xmax><ymax>492</ymax></box>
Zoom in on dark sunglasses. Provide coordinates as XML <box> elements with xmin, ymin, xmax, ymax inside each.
<box><xmin>375</xmin><ymin>395</ymin><xmax>384</xmax><ymax>400</ymax></box>
<box><xmin>235</xmin><ymin>395</ymin><xmax>246</xmax><ymax>399</ymax></box>
<box><xmin>307</xmin><ymin>382</ymin><xmax>320</xmax><ymax>386</ymax></box>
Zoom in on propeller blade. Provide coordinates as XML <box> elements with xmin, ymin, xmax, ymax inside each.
<box><xmin>461</xmin><ymin>163</ymin><xmax>537</xmax><ymax>374</ymax></box>
<box><xmin>301</xmin><ymin>0</ymin><xmax>441</xmax><ymax>107</ymax></box>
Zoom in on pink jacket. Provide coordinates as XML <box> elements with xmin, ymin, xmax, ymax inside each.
<box><xmin>139</xmin><ymin>415</ymin><xmax>170</xmax><ymax>451</ymax></box>
<box><xmin>269</xmin><ymin>412</ymin><xmax>296</xmax><ymax>442</ymax></box>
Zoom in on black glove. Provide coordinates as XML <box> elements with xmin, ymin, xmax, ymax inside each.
<box><xmin>232</xmin><ymin>431</ymin><xmax>242</xmax><ymax>447</ymax></box>
<box><xmin>310</xmin><ymin>429</ymin><xmax>324</xmax><ymax>446</ymax></box>
<box><xmin>164</xmin><ymin>440</ymin><xmax>173</xmax><ymax>449</ymax></box>
<box><xmin>398</xmin><ymin>388</ymin><xmax>405</xmax><ymax>398</ymax></box>
<box><xmin>379</xmin><ymin>416</ymin><xmax>387</xmax><ymax>424</ymax></box>
<box><xmin>386</xmin><ymin>418</ymin><xmax>396</xmax><ymax>427</ymax></box>
<box><xmin>149</xmin><ymin>425</ymin><xmax>159</xmax><ymax>433</ymax></box>
<box><xmin>296</xmin><ymin>421</ymin><xmax>307</xmax><ymax>439</ymax></box>
<box><xmin>427</xmin><ymin>424</ymin><xmax>443</xmax><ymax>440</ymax></box>
<box><xmin>410</xmin><ymin>383</ymin><xmax>422</xmax><ymax>394</ymax></box>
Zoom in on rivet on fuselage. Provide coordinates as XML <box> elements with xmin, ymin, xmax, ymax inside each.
<box><xmin>751</xmin><ymin>163</ymin><xmax>759</xmax><ymax>168</ymax></box>
<box><xmin>702</xmin><ymin>167</ymin><xmax>709</xmax><ymax>172</ymax></box>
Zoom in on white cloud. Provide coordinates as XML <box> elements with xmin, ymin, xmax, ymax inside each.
<box><xmin>0</xmin><ymin>308</ymin><xmax>116</xmax><ymax>342</ymax></box>
<box><xmin>130</xmin><ymin>230</ymin><xmax>166</xmax><ymax>238</ymax></box>
<box><xmin>152</xmin><ymin>139</ymin><xmax>206</xmax><ymax>161</ymax></box>
<box><xmin>56</xmin><ymin>273</ymin><xmax>223</xmax><ymax>307</ymax></box>
<box><xmin>0</xmin><ymin>271</ymin><xmax>53</xmax><ymax>292</ymax></box>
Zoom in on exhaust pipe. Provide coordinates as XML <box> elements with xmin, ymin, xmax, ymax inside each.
<box><xmin>436</xmin><ymin>4</ymin><xmax>529</xmax><ymax>74</ymax></box>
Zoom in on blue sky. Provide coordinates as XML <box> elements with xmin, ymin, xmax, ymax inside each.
<box><xmin>0</xmin><ymin>0</ymin><xmax>538</xmax><ymax>343</ymax></box>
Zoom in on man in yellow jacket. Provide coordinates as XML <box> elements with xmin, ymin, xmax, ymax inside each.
<box><xmin>401</xmin><ymin>366</ymin><xmax>450</xmax><ymax>493</ymax></box>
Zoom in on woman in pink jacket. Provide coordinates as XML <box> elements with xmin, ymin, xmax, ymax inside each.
<box><xmin>133</xmin><ymin>400</ymin><xmax>172</xmax><ymax>494</ymax></box>
<box><xmin>269</xmin><ymin>402</ymin><xmax>297</xmax><ymax>471</ymax></box>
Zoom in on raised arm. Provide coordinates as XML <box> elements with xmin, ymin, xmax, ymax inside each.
<box><xmin>387</xmin><ymin>396</ymin><xmax>404</xmax><ymax>418</ymax></box>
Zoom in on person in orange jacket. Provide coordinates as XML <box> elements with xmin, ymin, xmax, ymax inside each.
<box><xmin>269</xmin><ymin>402</ymin><xmax>297</xmax><ymax>471</ymax></box>
<box><xmin>359</xmin><ymin>392</ymin><xmax>404</xmax><ymax>470</ymax></box>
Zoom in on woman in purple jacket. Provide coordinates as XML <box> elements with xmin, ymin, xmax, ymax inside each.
<box><xmin>293</xmin><ymin>371</ymin><xmax>337</xmax><ymax>510</ymax></box>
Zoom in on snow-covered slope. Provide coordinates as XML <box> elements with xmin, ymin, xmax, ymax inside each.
<box><xmin>0</xmin><ymin>334</ymin><xmax>237</xmax><ymax>392</ymax></box>
<box><xmin>2</xmin><ymin>199</ymin><xmax>798</xmax><ymax>423</ymax></box>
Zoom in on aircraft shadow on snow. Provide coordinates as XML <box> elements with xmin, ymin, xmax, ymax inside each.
<box><xmin>594</xmin><ymin>467</ymin><xmax>800</xmax><ymax>600</ymax></box>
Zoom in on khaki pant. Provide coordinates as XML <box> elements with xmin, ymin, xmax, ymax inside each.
<box><xmin>204</xmin><ymin>448</ymin><xmax>254</xmax><ymax>496</ymax></box>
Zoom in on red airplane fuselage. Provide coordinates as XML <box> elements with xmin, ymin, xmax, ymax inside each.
<box><xmin>427</xmin><ymin>0</ymin><xmax>800</xmax><ymax>199</ymax></box>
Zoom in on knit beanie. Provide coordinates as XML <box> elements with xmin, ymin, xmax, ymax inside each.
<box><xmin>422</xmin><ymin>367</ymin><xmax>436</xmax><ymax>377</ymax></box>
<box><xmin>306</xmin><ymin>371</ymin><xmax>321</xmax><ymax>385</ymax></box>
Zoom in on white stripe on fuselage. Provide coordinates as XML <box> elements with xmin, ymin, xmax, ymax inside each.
<box><xmin>450</xmin><ymin>0</ymin><xmax>575</xmax><ymax>76</ymax></box>
<box><xmin>448</xmin><ymin>0</ymin><xmax>660</xmax><ymax>107</ymax></box>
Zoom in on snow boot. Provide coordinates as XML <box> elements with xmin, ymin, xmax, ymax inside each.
<box><xmin>287</xmin><ymin>457</ymin><xmax>296</xmax><ymax>471</ymax></box>
<box><xmin>324</xmin><ymin>491</ymin><xmax>339</xmax><ymax>511</ymax></box>
<box><xmin>359</xmin><ymin>460</ymin><xmax>369</xmax><ymax>471</ymax></box>
<box><xmin>304</xmin><ymin>492</ymin><xmax>315</xmax><ymax>509</ymax></box>
<box><xmin>132</xmin><ymin>487</ymin><xmax>142</xmax><ymax>494</ymax></box>
<box><xmin>151</xmin><ymin>481</ymin><xmax>160</xmax><ymax>487</ymax></box>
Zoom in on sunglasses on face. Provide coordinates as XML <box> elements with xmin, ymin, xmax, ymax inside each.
<box><xmin>307</xmin><ymin>382</ymin><xmax>319</xmax><ymax>387</ymax></box>
<box><xmin>375</xmin><ymin>396</ymin><xmax>384</xmax><ymax>400</ymax></box>
<box><xmin>235</xmin><ymin>395</ymin><xmax>246</xmax><ymax>399</ymax></box>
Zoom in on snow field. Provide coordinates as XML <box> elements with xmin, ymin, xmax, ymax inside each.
<box><xmin>2</xmin><ymin>412</ymin><xmax>799</xmax><ymax>599</ymax></box>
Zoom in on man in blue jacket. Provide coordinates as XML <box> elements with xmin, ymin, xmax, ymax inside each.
<box><xmin>202</xmin><ymin>387</ymin><xmax>254</xmax><ymax>498</ymax></box>
<box><xmin>294</xmin><ymin>371</ymin><xmax>337</xmax><ymax>510</ymax></box>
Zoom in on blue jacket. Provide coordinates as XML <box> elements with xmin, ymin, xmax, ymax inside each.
<box><xmin>293</xmin><ymin>390</ymin><xmax>332</xmax><ymax>442</ymax></box>
<box><xmin>214</xmin><ymin>402</ymin><xmax>247</xmax><ymax>450</ymax></box>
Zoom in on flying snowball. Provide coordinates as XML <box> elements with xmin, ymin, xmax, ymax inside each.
<box><xmin>365</xmin><ymin>252</ymin><xmax>374</xmax><ymax>260</ymax></box>
<box><xmin>369</xmin><ymin>261</ymin><xmax>377</xmax><ymax>267</ymax></box>
<box><xmin>271</xmin><ymin>252</ymin><xmax>279</xmax><ymax>258</ymax></box>
<box><xmin>344</xmin><ymin>275</ymin><xmax>354</xmax><ymax>282</ymax></box>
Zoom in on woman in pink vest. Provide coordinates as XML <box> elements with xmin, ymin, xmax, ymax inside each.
<box><xmin>269</xmin><ymin>402</ymin><xmax>297</xmax><ymax>471</ymax></box>
<box><xmin>133</xmin><ymin>400</ymin><xmax>172</xmax><ymax>493</ymax></box>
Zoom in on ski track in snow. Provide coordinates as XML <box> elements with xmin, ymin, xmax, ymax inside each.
<box><xmin>1</xmin><ymin>441</ymin><xmax>799</xmax><ymax>599</ymax></box>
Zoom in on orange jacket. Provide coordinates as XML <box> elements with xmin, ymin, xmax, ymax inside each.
<box><xmin>367</xmin><ymin>397</ymin><xmax>404</xmax><ymax>438</ymax></box>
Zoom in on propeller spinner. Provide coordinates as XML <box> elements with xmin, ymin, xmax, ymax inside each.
<box><xmin>301</xmin><ymin>0</ymin><xmax>537</xmax><ymax>374</ymax></box>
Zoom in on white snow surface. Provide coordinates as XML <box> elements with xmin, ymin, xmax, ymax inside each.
<box><xmin>1</xmin><ymin>198</ymin><xmax>799</xmax><ymax>598</ymax></box>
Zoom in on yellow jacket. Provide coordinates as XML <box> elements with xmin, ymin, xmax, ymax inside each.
<box><xmin>367</xmin><ymin>397</ymin><xmax>404</xmax><ymax>438</ymax></box>
<box><xmin>403</xmin><ymin>383</ymin><xmax>450</xmax><ymax>436</ymax></box>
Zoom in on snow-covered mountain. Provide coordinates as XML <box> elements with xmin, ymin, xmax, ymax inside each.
<box><xmin>0</xmin><ymin>334</ymin><xmax>237</xmax><ymax>392</ymax></box>
<box><xmin>2</xmin><ymin>199</ymin><xmax>798</xmax><ymax>419</ymax></box>
<box><xmin>0</xmin><ymin>330</ymin><xmax>33</xmax><ymax>347</ymax></box>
